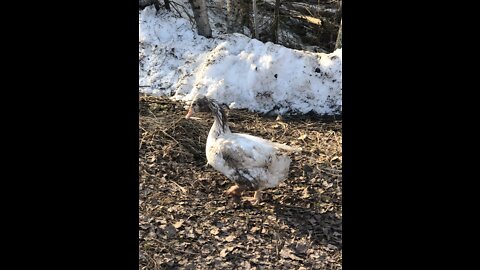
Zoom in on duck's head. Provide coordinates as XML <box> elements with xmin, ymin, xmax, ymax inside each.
<box><xmin>185</xmin><ymin>96</ymin><xmax>211</xmax><ymax>119</ymax></box>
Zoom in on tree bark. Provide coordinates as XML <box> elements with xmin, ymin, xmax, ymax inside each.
<box><xmin>272</xmin><ymin>0</ymin><xmax>280</xmax><ymax>43</ymax></box>
<box><xmin>139</xmin><ymin>0</ymin><xmax>156</xmax><ymax>9</ymax></box>
<box><xmin>335</xmin><ymin>19</ymin><xmax>342</xmax><ymax>50</ymax></box>
<box><xmin>153</xmin><ymin>0</ymin><xmax>160</xmax><ymax>10</ymax></box>
<box><xmin>188</xmin><ymin>0</ymin><xmax>212</xmax><ymax>38</ymax></box>
<box><xmin>138</xmin><ymin>0</ymin><xmax>169</xmax><ymax>10</ymax></box>
<box><xmin>334</xmin><ymin>0</ymin><xmax>342</xmax><ymax>50</ymax></box>
<box><xmin>226</xmin><ymin>0</ymin><xmax>251</xmax><ymax>34</ymax></box>
<box><xmin>336</xmin><ymin>0</ymin><xmax>342</xmax><ymax>24</ymax></box>
<box><xmin>252</xmin><ymin>0</ymin><xmax>259</xmax><ymax>39</ymax></box>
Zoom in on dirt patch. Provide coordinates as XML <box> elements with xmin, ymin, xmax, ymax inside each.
<box><xmin>139</xmin><ymin>95</ymin><xmax>342</xmax><ymax>269</ymax></box>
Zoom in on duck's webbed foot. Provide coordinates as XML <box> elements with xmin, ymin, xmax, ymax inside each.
<box><xmin>224</xmin><ymin>184</ymin><xmax>245</xmax><ymax>197</ymax></box>
<box><xmin>244</xmin><ymin>190</ymin><xmax>262</xmax><ymax>205</ymax></box>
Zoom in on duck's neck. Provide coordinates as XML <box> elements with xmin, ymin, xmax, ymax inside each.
<box><xmin>208</xmin><ymin>102</ymin><xmax>231</xmax><ymax>139</ymax></box>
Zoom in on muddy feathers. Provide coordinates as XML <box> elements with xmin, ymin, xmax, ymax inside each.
<box><xmin>186</xmin><ymin>96</ymin><xmax>301</xmax><ymax>204</ymax></box>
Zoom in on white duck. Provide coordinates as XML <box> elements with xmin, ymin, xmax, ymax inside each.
<box><xmin>185</xmin><ymin>96</ymin><xmax>300</xmax><ymax>204</ymax></box>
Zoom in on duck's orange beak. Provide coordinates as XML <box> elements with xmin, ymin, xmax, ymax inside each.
<box><xmin>185</xmin><ymin>107</ymin><xmax>194</xmax><ymax>119</ymax></box>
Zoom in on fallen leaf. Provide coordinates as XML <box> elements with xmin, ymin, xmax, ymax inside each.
<box><xmin>298</xmin><ymin>134</ymin><xmax>307</xmax><ymax>140</ymax></box>
<box><xmin>295</xmin><ymin>242</ymin><xmax>308</xmax><ymax>254</ymax></box>
<box><xmin>225</xmin><ymin>234</ymin><xmax>236</xmax><ymax>242</ymax></box>
<box><xmin>210</xmin><ymin>227</ymin><xmax>219</xmax><ymax>235</ymax></box>
<box><xmin>302</xmin><ymin>187</ymin><xmax>310</xmax><ymax>198</ymax></box>
<box><xmin>186</xmin><ymin>228</ymin><xmax>195</xmax><ymax>238</ymax></box>
<box><xmin>147</xmin><ymin>154</ymin><xmax>156</xmax><ymax>163</ymax></box>
<box><xmin>322</xmin><ymin>180</ymin><xmax>333</xmax><ymax>188</ymax></box>
<box><xmin>146</xmin><ymin>231</ymin><xmax>156</xmax><ymax>239</ymax></box>
<box><xmin>330</xmin><ymin>156</ymin><xmax>341</xmax><ymax>162</ymax></box>
<box><xmin>160</xmin><ymin>224</ymin><xmax>177</xmax><ymax>238</ymax></box>
<box><xmin>327</xmin><ymin>244</ymin><xmax>338</xmax><ymax>250</ymax></box>
<box><xmin>173</xmin><ymin>219</ymin><xmax>184</xmax><ymax>229</ymax></box>
<box><xmin>220</xmin><ymin>248</ymin><xmax>229</xmax><ymax>257</ymax></box>
<box><xmin>250</xmin><ymin>226</ymin><xmax>260</xmax><ymax>233</ymax></box>
<box><xmin>280</xmin><ymin>248</ymin><xmax>303</xmax><ymax>261</ymax></box>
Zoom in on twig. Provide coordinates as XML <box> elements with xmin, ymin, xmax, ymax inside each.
<box><xmin>169</xmin><ymin>1</ymin><xmax>184</xmax><ymax>18</ymax></box>
<box><xmin>139</xmin><ymin>126</ymin><xmax>151</xmax><ymax>150</ymax></box>
<box><xmin>156</xmin><ymin>53</ymin><xmax>169</xmax><ymax>70</ymax></box>
<box><xmin>320</xmin><ymin>170</ymin><xmax>342</xmax><ymax>177</ymax></box>
<box><xmin>170</xmin><ymin>180</ymin><xmax>187</xmax><ymax>193</ymax></box>
<box><xmin>147</xmin><ymin>109</ymin><xmax>158</xmax><ymax>119</ymax></box>
<box><xmin>160</xmin><ymin>130</ymin><xmax>179</xmax><ymax>144</ymax></box>
<box><xmin>164</xmin><ymin>116</ymin><xmax>184</xmax><ymax>130</ymax></box>
<box><xmin>139</xmin><ymin>138</ymin><xmax>145</xmax><ymax>150</ymax></box>
<box><xmin>150</xmin><ymin>238</ymin><xmax>198</xmax><ymax>255</ymax></box>
<box><xmin>170</xmin><ymin>1</ymin><xmax>195</xmax><ymax>27</ymax></box>
<box><xmin>322</xmin><ymin>166</ymin><xmax>341</xmax><ymax>173</ymax></box>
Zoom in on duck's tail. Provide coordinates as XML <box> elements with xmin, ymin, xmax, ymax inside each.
<box><xmin>271</xmin><ymin>142</ymin><xmax>302</xmax><ymax>153</ymax></box>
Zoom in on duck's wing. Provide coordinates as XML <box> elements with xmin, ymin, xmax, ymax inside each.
<box><xmin>232</xmin><ymin>133</ymin><xmax>302</xmax><ymax>152</ymax></box>
<box><xmin>214</xmin><ymin>133</ymin><xmax>293</xmax><ymax>189</ymax></box>
<box><xmin>216</xmin><ymin>133</ymin><xmax>276</xmax><ymax>169</ymax></box>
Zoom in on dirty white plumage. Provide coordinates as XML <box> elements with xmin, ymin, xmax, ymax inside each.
<box><xmin>185</xmin><ymin>96</ymin><xmax>300</xmax><ymax>204</ymax></box>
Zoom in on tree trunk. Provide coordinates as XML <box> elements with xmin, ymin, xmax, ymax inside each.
<box><xmin>335</xmin><ymin>19</ymin><xmax>342</xmax><ymax>50</ymax></box>
<box><xmin>252</xmin><ymin>0</ymin><xmax>259</xmax><ymax>39</ymax></box>
<box><xmin>272</xmin><ymin>0</ymin><xmax>280</xmax><ymax>43</ymax></box>
<box><xmin>226</xmin><ymin>0</ymin><xmax>251</xmax><ymax>34</ymax></box>
<box><xmin>153</xmin><ymin>0</ymin><xmax>160</xmax><ymax>10</ymax></box>
<box><xmin>336</xmin><ymin>0</ymin><xmax>342</xmax><ymax>24</ymax></box>
<box><xmin>164</xmin><ymin>0</ymin><xmax>170</xmax><ymax>10</ymax></box>
<box><xmin>334</xmin><ymin>0</ymin><xmax>342</xmax><ymax>50</ymax></box>
<box><xmin>139</xmin><ymin>0</ymin><xmax>156</xmax><ymax>9</ymax></box>
<box><xmin>188</xmin><ymin>0</ymin><xmax>212</xmax><ymax>38</ymax></box>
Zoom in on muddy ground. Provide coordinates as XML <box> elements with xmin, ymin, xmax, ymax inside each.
<box><xmin>139</xmin><ymin>95</ymin><xmax>342</xmax><ymax>269</ymax></box>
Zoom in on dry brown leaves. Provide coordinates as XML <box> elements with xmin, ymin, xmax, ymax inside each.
<box><xmin>139</xmin><ymin>95</ymin><xmax>342</xmax><ymax>269</ymax></box>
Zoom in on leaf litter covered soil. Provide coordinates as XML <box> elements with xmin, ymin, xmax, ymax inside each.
<box><xmin>139</xmin><ymin>95</ymin><xmax>342</xmax><ymax>269</ymax></box>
